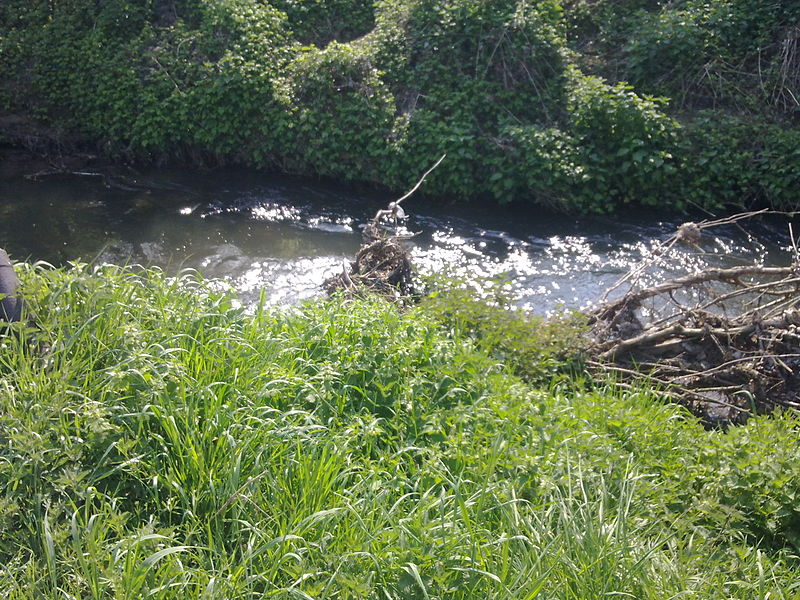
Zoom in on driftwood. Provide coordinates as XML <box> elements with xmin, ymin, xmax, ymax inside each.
<box><xmin>323</xmin><ymin>155</ymin><xmax>445</xmax><ymax>301</ymax></box>
<box><xmin>323</xmin><ymin>235</ymin><xmax>414</xmax><ymax>300</ymax></box>
<box><xmin>589</xmin><ymin>210</ymin><xmax>800</xmax><ymax>426</ymax></box>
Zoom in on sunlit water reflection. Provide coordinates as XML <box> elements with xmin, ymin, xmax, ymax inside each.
<box><xmin>0</xmin><ymin>164</ymin><xmax>792</xmax><ymax>314</ymax></box>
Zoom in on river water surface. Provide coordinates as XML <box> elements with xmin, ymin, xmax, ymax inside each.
<box><xmin>0</xmin><ymin>164</ymin><xmax>793</xmax><ymax>313</ymax></box>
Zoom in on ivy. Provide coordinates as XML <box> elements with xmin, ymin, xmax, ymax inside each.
<box><xmin>1</xmin><ymin>0</ymin><xmax>797</xmax><ymax>213</ymax></box>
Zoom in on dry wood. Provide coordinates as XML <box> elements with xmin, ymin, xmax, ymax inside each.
<box><xmin>324</xmin><ymin>156</ymin><xmax>447</xmax><ymax>300</ymax></box>
<box><xmin>589</xmin><ymin>211</ymin><xmax>800</xmax><ymax>426</ymax></box>
<box><xmin>593</xmin><ymin>264</ymin><xmax>796</xmax><ymax>322</ymax></box>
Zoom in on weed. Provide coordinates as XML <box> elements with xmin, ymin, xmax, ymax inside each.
<box><xmin>0</xmin><ymin>264</ymin><xmax>798</xmax><ymax>597</ymax></box>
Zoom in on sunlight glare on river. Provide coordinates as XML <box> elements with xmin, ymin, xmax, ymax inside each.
<box><xmin>0</xmin><ymin>164</ymin><xmax>792</xmax><ymax>314</ymax></box>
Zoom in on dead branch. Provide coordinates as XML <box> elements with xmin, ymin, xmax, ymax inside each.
<box><xmin>599</xmin><ymin>313</ymin><xmax>800</xmax><ymax>360</ymax></box>
<box><xmin>589</xmin><ymin>212</ymin><xmax>800</xmax><ymax>426</ymax></box>
<box><xmin>594</xmin><ymin>265</ymin><xmax>796</xmax><ymax>322</ymax></box>
<box><xmin>324</xmin><ymin>155</ymin><xmax>447</xmax><ymax>301</ymax></box>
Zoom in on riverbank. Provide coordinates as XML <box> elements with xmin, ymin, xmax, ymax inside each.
<box><xmin>1</xmin><ymin>263</ymin><xmax>799</xmax><ymax>597</ymax></box>
<box><xmin>2</xmin><ymin>1</ymin><xmax>798</xmax><ymax>214</ymax></box>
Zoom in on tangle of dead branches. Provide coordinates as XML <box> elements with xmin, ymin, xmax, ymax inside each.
<box><xmin>589</xmin><ymin>210</ymin><xmax>800</xmax><ymax>426</ymax></box>
<box><xmin>323</xmin><ymin>155</ymin><xmax>445</xmax><ymax>301</ymax></box>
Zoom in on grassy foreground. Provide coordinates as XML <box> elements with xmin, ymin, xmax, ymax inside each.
<box><xmin>1</xmin><ymin>263</ymin><xmax>800</xmax><ymax>598</ymax></box>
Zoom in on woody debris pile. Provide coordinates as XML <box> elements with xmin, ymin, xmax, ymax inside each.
<box><xmin>588</xmin><ymin>210</ymin><xmax>800</xmax><ymax>425</ymax></box>
<box><xmin>323</xmin><ymin>155</ymin><xmax>446</xmax><ymax>302</ymax></box>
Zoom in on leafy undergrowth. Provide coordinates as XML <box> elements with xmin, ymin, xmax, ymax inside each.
<box><xmin>2</xmin><ymin>1</ymin><xmax>798</xmax><ymax>213</ymax></box>
<box><xmin>1</xmin><ymin>264</ymin><xmax>799</xmax><ymax>598</ymax></box>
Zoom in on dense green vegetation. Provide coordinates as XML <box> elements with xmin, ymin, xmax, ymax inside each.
<box><xmin>1</xmin><ymin>0</ymin><xmax>798</xmax><ymax>212</ymax></box>
<box><xmin>1</xmin><ymin>263</ymin><xmax>800</xmax><ymax>597</ymax></box>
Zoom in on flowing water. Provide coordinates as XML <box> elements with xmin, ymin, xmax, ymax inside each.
<box><xmin>0</xmin><ymin>162</ymin><xmax>793</xmax><ymax>314</ymax></box>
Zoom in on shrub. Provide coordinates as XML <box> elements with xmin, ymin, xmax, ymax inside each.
<box><xmin>270</xmin><ymin>0</ymin><xmax>376</xmax><ymax>46</ymax></box>
<box><xmin>1</xmin><ymin>0</ymin><xmax>799</xmax><ymax>212</ymax></box>
<box><xmin>487</xmin><ymin>124</ymin><xmax>582</xmax><ymax>207</ymax></box>
<box><xmin>418</xmin><ymin>280</ymin><xmax>588</xmax><ymax>382</ymax></box>
<box><xmin>565</xmin><ymin>72</ymin><xmax>681</xmax><ymax>211</ymax></box>
<box><xmin>488</xmin><ymin>71</ymin><xmax>680</xmax><ymax>212</ymax></box>
<box><xmin>372</xmin><ymin>0</ymin><xmax>570</xmax><ymax>196</ymax></box>
<box><xmin>276</xmin><ymin>41</ymin><xmax>396</xmax><ymax>179</ymax></box>
<box><xmin>679</xmin><ymin>112</ymin><xmax>800</xmax><ymax>211</ymax></box>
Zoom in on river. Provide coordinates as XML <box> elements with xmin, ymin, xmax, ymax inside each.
<box><xmin>0</xmin><ymin>161</ymin><xmax>792</xmax><ymax>314</ymax></box>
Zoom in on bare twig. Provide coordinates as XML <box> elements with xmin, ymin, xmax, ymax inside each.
<box><xmin>396</xmin><ymin>153</ymin><xmax>447</xmax><ymax>207</ymax></box>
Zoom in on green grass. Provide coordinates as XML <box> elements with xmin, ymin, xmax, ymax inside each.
<box><xmin>0</xmin><ymin>263</ymin><xmax>799</xmax><ymax>598</ymax></box>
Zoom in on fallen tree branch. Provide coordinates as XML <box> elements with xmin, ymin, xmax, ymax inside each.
<box><xmin>589</xmin><ymin>212</ymin><xmax>800</xmax><ymax>426</ymax></box>
<box><xmin>600</xmin><ymin>312</ymin><xmax>800</xmax><ymax>360</ymax></box>
<box><xmin>594</xmin><ymin>265</ymin><xmax>797</xmax><ymax>322</ymax></box>
<box><xmin>395</xmin><ymin>153</ymin><xmax>446</xmax><ymax>206</ymax></box>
